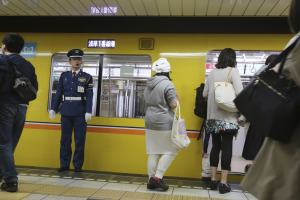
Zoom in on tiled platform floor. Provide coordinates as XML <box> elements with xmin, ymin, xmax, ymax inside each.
<box><xmin>0</xmin><ymin>167</ymin><xmax>259</xmax><ymax>200</ymax></box>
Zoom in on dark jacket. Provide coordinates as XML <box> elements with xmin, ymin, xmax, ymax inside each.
<box><xmin>0</xmin><ymin>54</ymin><xmax>38</xmax><ymax>104</ymax></box>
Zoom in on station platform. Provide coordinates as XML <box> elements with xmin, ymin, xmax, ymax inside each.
<box><xmin>0</xmin><ymin>167</ymin><xmax>258</xmax><ymax>200</ymax></box>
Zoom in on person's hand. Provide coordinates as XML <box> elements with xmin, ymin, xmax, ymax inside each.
<box><xmin>177</xmin><ymin>95</ymin><xmax>181</xmax><ymax>103</ymax></box>
<box><xmin>49</xmin><ymin>110</ymin><xmax>56</xmax><ymax>119</ymax></box>
<box><xmin>237</xmin><ymin>115</ymin><xmax>246</xmax><ymax>125</ymax></box>
<box><xmin>237</xmin><ymin>119</ymin><xmax>244</xmax><ymax>124</ymax></box>
<box><xmin>85</xmin><ymin>113</ymin><xmax>92</xmax><ymax>122</ymax></box>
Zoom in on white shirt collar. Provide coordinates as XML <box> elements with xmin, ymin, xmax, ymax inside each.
<box><xmin>72</xmin><ymin>69</ymin><xmax>80</xmax><ymax>75</ymax></box>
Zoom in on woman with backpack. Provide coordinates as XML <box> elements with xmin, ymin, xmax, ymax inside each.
<box><xmin>203</xmin><ymin>48</ymin><xmax>245</xmax><ymax>194</ymax></box>
<box><xmin>144</xmin><ymin>58</ymin><xmax>179</xmax><ymax>191</ymax></box>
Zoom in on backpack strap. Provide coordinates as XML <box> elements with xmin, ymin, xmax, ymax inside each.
<box><xmin>4</xmin><ymin>55</ymin><xmax>17</xmax><ymax>80</ymax></box>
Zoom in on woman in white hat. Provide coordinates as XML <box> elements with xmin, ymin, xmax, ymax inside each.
<box><xmin>144</xmin><ymin>58</ymin><xmax>179</xmax><ymax>191</ymax></box>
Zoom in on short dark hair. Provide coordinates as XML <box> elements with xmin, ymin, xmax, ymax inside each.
<box><xmin>2</xmin><ymin>33</ymin><xmax>24</xmax><ymax>54</ymax></box>
<box><xmin>215</xmin><ymin>48</ymin><xmax>236</xmax><ymax>69</ymax></box>
<box><xmin>265</xmin><ymin>54</ymin><xmax>278</xmax><ymax>65</ymax></box>
<box><xmin>154</xmin><ymin>72</ymin><xmax>172</xmax><ymax>81</ymax></box>
<box><xmin>289</xmin><ymin>0</ymin><xmax>300</xmax><ymax>34</ymax></box>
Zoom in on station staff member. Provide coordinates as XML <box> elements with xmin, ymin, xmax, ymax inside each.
<box><xmin>49</xmin><ymin>49</ymin><xmax>93</xmax><ymax>172</ymax></box>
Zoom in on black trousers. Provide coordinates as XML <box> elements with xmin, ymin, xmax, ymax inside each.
<box><xmin>210</xmin><ymin>132</ymin><xmax>234</xmax><ymax>170</ymax></box>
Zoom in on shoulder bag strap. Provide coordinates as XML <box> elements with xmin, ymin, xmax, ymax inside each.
<box><xmin>267</xmin><ymin>36</ymin><xmax>300</xmax><ymax>74</ymax></box>
<box><xmin>225</xmin><ymin>67</ymin><xmax>232</xmax><ymax>86</ymax></box>
<box><xmin>4</xmin><ymin>55</ymin><xmax>17</xmax><ymax>80</ymax></box>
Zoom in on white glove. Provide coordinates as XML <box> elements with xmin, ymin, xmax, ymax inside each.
<box><xmin>85</xmin><ymin>113</ymin><xmax>92</xmax><ymax>122</ymax></box>
<box><xmin>49</xmin><ymin>110</ymin><xmax>56</xmax><ymax>119</ymax></box>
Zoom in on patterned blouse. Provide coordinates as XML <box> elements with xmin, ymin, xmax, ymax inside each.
<box><xmin>206</xmin><ymin>119</ymin><xmax>238</xmax><ymax>134</ymax></box>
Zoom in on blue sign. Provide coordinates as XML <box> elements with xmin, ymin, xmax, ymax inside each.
<box><xmin>21</xmin><ymin>42</ymin><xmax>36</xmax><ymax>58</ymax></box>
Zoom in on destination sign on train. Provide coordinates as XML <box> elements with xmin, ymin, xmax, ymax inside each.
<box><xmin>88</xmin><ymin>39</ymin><xmax>115</xmax><ymax>48</ymax></box>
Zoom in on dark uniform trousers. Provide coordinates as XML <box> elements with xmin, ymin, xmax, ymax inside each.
<box><xmin>51</xmin><ymin>69</ymin><xmax>93</xmax><ymax>169</ymax></box>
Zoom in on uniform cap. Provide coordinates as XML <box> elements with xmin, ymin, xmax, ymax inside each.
<box><xmin>152</xmin><ymin>58</ymin><xmax>171</xmax><ymax>73</ymax></box>
<box><xmin>67</xmin><ymin>49</ymin><xmax>84</xmax><ymax>58</ymax></box>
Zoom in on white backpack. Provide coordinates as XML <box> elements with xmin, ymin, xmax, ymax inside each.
<box><xmin>214</xmin><ymin>68</ymin><xmax>239</xmax><ymax>113</ymax></box>
<box><xmin>171</xmin><ymin>101</ymin><xmax>191</xmax><ymax>149</ymax></box>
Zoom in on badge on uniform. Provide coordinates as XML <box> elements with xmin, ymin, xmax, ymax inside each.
<box><xmin>78</xmin><ymin>77</ymin><xmax>86</xmax><ymax>82</ymax></box>
<box><xmin>78</xmin><ymin>86</ymin><xmax>84</xmax><ymax>93</ymax></box>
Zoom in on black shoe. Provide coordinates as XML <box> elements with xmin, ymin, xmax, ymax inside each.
<box><xmin>149</xmin><ymin>177</ymin><xmax>169</xmax><ymax>191</ymax></box>
<box><xmin>1</xmin><ymin>181</ymin><xmax>18</xmax><ymax>192</ymax></box>
<box><xmin>210</xmin><ymin>180</ymin><xmax>218</xmax><ymax>190</ymax></box>
<box><xmin>219</xmin><ymin>183</ymin><xmax>231</xmax><ymax>194</ymax></box>
<box><xmin>147</xmin><ymin>182</ymin><xmax>157</xmax><ymax>189</ymax></box>
<box><xmin>0</xmin><ymin>175</ymin><xmax>3</xmax><ymax>182</ymax></box>
<box><xmin>58</xmin><ymin>166</ymin><xmax>70</xmax><ymax>172</ymax></box>
<box><xmin>245</xmin><ymin>164</ymin><xmax>251</xmax><ymax>173</ymax></box>
<box><xmin>74</xmin><ymin>168</ymin><xmax>82</xmax><ymax>173</ymax></box>
<box><xmin>202</xmin><ymin>177</ymin><xmax>211</xmax><ymax>183</ymax></box>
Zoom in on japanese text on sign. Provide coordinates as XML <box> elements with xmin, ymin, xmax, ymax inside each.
<box><xmin>88</xmin><ymin>39</ymin><xmax>115</xmax><ymax>48</ymax></box>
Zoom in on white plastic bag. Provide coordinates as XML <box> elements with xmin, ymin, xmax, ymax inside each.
<box><xmin>214</xmin><ymin>68</ymin><xmax>239</xmax><ymax>112</ymax></box>
<box><xmin>171</xmin><ymin>101</ymin><xmax>191</xmax><ymax>149</ymax></box>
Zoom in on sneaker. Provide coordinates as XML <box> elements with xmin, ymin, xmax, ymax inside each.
<box><xmin>1</xmin><ymin>181</ymin><xmax>18</xmax><ymax>192</ymax></box>
<box><xmin>147</xmin><ymin>181</ymin><xmax>157</xmax><ymax>189</ymax></box>
<box><xmin>149</xmin><ymin>177</ymin><xmax>169</xmax><ymax>191</ymax></box>
<box><xmin>219</xmin><ymin>183</ymin><xmax>231</xmax><ymax>194</ymax></box>
<box><xmin>210</xmin><ymin>180</ymin><xmax>218</xmax><ymax>190</ymax></box>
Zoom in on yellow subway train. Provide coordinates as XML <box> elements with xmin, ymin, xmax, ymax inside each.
<box><xmin>0</xmin><ymin>32</ymin><xmax>292</xmax><ymax>181</ymax></box>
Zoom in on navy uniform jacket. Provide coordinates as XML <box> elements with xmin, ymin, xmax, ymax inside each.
<box><xmin>51</xmin><ymin>69</ymin><xmax>93</xmax><ymax>116</ymax></box>
<box><xmin>0</xmin><ymin>54</ymin><xmax>38</xmax><ymax>104</ymax></box>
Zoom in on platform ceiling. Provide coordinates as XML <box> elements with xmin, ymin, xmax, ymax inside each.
<box><xmin>0</xmin><ymin>0</ymin><xmax>291</xmax><ymax>17</ymax></box>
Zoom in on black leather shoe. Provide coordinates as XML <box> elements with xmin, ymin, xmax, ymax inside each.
<box><xmin>147</xmin><ymin>182</ymin><xmax>157</xmax><ymax>189</ymax></box>
<box><xmin>74</xmin><ymin>168</ymin><xmax>82</xmax><ymax>173</ymax></box>
<box><xmin>1</xmin><ymin>181</ymin><xmax>18</xmax><ymax>192</ymax></box>
<box><xmin>245</xmin><ymin>164</ymin><xmax>251</xmax><ymax>173</ymax></box>
<box><xmin>58</xmin><ymin>166</ymin><xmax>70</xmax><ymax>172</ymax></box>
<box><xmin>219</xmin><ymin>183</ymin><xmax>231</xmax><ymax>194</ymax></box>
<box><xmin>210</xmin><ymin>180</ymin><xmax>218</xmax><ymax>190</ymax></box>
<box><xmin>202</xmin><ymin>177</ymin><xmax>211</xmax><ymax>182</ymax></box>
<box><xmin>149</xmin><ymin>177</ymin><xmax>169</xmax><ymax>191</ymax></box>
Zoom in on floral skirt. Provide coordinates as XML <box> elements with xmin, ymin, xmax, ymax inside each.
<box><xmin>206</xmin><ymin>119</ymin><xmax>238</xmax><ymax>134</ymax></box>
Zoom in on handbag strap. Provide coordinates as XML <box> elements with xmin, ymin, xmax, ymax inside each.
<box><xmin>174</xmin><ymin>100</ymin><xmax>181</xmax><ymax>119</ymax></box>
<box><xmin>225</xmin><ymin>67</ymin><xmax>232</xmax><ymax>86</ymax></box>
<box><xmin>267</xmin><ymin>36</ymin><xmax>300</xmax><ymax>74</ymax></box>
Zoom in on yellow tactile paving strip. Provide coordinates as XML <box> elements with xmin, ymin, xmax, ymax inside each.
<box><xmin>61</xmin><ymin>187</ymin><xmax>99</xmax><ymax>198</ymax></box>
<box><xmin>0</xmin><ymin>191</ymin><xmax>30</xmax><ymax>200</ymax></box>
<box><xmin>0</xmin><ymin>182</ymin><xmax>238</xmax><ymax>200</ymax></box>
<box><xmin>121</xmin><ymin>191</ymin><xmax>154</xmax><ymax>200</ymax></box>
<box><xmin>152</xmin><ymin>194</ymin><xmax>183</xmax><ymax>200</ymax></box>
<box><xmin>90</xmin><ymin>189</ymin><xmax>127</xmax><ymax>199</ymax></box>
<box><xmin>34</xmin><ymin>185</ymin><xmax>73</xmax><ymax>195</ymax></box>
<box><xmin>18</xmin><ymin>183</ymin><xmax>47</xmax><ymax>193</ymax></box>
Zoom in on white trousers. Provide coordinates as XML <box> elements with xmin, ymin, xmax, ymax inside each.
<box><xmin>147</xmin><ymin>154</ymin><xmax>176</xmax><ymax>179</ymax></box>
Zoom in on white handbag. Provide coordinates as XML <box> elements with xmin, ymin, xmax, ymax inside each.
<box><xmin>214</xmin><ymin>68</ymin><xmax>239</xmax><ymax>112</ymax></box>
<box><xmin>171</xmin><ymin>101</ymin><xmax>191</xmax><ymax>149</ymax></box>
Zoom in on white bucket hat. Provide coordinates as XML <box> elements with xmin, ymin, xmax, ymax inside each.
<box><xmin>152</xmin><ymin>58</ymin><xmax>171</xmax><ymax>73</ymax></box>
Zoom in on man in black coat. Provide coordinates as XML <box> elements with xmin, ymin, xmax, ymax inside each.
<box><xmin>0</xmin><ymin>33</ymin><xmax>38</xmax><ymax>192</ymax></box>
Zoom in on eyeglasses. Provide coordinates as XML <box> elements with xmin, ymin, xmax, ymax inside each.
<box><xmin>71</xmin><ymin>58</ymin><xmax>82</xmax><ymax>61</ymax></box>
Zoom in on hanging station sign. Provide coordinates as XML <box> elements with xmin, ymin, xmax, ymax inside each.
<box><xmin>87</xmin><ymin>39</ymin><xmax>115</xmax><ymax>48</ymax></box>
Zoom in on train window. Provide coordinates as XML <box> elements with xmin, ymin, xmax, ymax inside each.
<box><xmin>99</xmin><ymin>55</ymin><xmax>151</xmax><ymax>118</ymax></box>
<box><xmin>203</xmin><ymin>50</ymin><xmax>281</xmax><ymax>175</ymax></box>
<box><xmin>48</xmin><ymin>54</ymin><xmax>151</xmax><ymax>119</ymax></box>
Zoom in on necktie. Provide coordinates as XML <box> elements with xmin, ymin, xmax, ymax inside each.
<box><xmin>73</xmin><ymin>72</ymin><xmax>76</xmax><ymax>79</ymax></box>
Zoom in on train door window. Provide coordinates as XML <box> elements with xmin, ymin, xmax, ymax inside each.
<box><xmin>48</xmin><ymin>54</ymin><xmax>100</xmax><ymax>116</ymax></box>
<box><xmin>204</xmin><ymin>50</ymin><xmax>281</xmax><ymax>174</ymax></box>
<box><xmin>99</xmin><ymin>55</ymin><xmax>151</xmax><ymax>118</ymax></box>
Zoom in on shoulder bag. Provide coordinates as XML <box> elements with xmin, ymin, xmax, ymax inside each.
<box><xmin>214</xmin><ymin>68</ymin><xmax>239</xmax><ymax>112</ymax></box>
<box><xmin>234</xmin><ymin>37</ymin><xmax>300</xmax><ymax>144</ymax></box>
